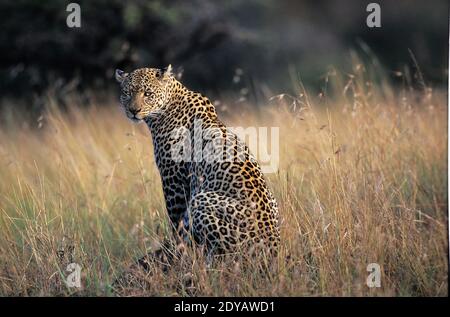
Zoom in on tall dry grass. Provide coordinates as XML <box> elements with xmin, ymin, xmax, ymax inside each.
<box><xmin>0</xmin><ymin>62</ymin><xmax>447</xmax><ymax>296</ymax></box>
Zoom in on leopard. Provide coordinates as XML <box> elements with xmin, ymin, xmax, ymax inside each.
<box><xmin>115</xmin><ymin>65</ymin><xmax>280</xmax><ymax>260</ymax></box>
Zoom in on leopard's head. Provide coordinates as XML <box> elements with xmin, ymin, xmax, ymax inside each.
<box><xmin>115</xmin><ymin>66</ymin><xmax>173</xmax><ymax>122</ymax></box>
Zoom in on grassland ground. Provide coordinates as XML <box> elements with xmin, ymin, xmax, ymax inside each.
<box><xmin>0</xmin><ymin>65</ymin><xmax>447</xmax><ymax>296</ymax></box>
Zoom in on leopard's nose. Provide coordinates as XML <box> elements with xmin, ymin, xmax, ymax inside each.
<box><xmin>129</xmin><ymin>108</ymin><xmax>141</xmax><ymax>115</ymax></box>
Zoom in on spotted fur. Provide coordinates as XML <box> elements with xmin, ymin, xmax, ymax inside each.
<box><xmin>115</xmin><ymin>66</ymin><xmax>280</xmax><ymax>255</ymax></box>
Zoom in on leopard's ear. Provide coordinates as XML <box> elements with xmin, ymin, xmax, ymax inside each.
<box><xmin>115</xmin><ymin>69</ymin><xmax>128</xmax><ymax>83</ymax></box>
<box><xmin>163</xmin><ymin>64</ymin><xmax>173</xmax><ymax>78</ymax></box>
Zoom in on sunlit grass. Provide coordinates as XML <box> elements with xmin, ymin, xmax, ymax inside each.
<box><xmin>0</xmin><ymin>63</ymin><xmax>447</xmax><ymax>296</ymax></box>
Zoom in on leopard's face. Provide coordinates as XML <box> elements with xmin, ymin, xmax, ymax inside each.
<box><xmin>115</xmin><ymin>67</ymin><xmax>171</xmax><ymax>122</ymax></box>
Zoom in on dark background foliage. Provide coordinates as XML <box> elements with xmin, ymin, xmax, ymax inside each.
<box><xmin>0</xmin><ymin>0</ymin><xmax>448</xmax><ymax>104</ymax></box>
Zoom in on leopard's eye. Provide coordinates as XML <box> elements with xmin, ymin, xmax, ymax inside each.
<box><xmin>144</xmin><ymin>91</ymin><xmax>154</xmax><ymax>97</ymax></box>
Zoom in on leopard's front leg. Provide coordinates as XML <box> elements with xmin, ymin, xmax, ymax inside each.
<box><xmin>159</xmin><ymin>161</ymin><xmax>191</xmax><ymax>241</ymax></box>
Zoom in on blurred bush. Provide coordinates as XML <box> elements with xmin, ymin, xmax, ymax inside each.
<box><xmin>0</xmin><ymin>0</ymin><xmax>447</xmax><ymax>103</ymax></box>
